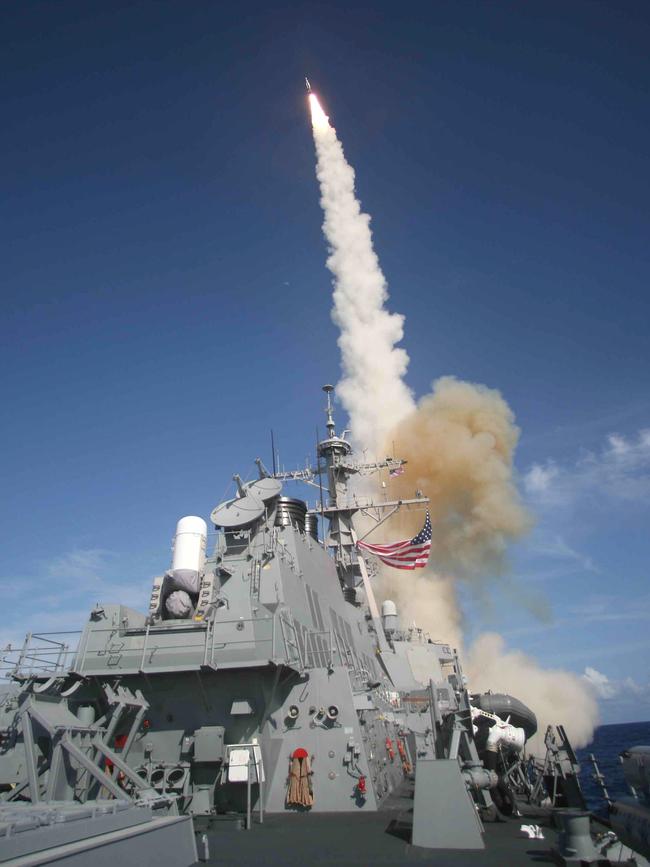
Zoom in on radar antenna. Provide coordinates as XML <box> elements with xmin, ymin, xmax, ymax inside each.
<box><xmin>323</xmin><ymin>384</ymin><xmax>336</xmax><ymax>438</ymax></box>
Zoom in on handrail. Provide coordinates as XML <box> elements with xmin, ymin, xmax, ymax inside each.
<box><xmin>2</xmin><ymin>614</ymin><xmax>354</xmax><ymax>679</ymax></box>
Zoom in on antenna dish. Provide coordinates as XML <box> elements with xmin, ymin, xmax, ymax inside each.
<box><xmin>248</xmin><ymin>476</ymin><xmax>283</xmax><ymax>502</ymax></box>
<box><xmin>210</xmin><ymin>493</ymin><xmax>265</xmax><ymax>529</ymax></box>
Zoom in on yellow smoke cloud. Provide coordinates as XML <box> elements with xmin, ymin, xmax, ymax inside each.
<box><xmin>385</xmin><ymin>375</ymin><xmax>531</xmax><ymax>577</ymax></box>
<box><xmin>375</xmin><ymin>376</ymin><xmax>598</xmax><ymax>748</ymax></box>
<box><xmin>375</xmin><ymin>572</ymin><xmax>598</xmax><ymax>748</ymax></box>
<box><xmin>466</xmin><ymin>634</ymin><xmax>599</xmax><ymax>751</ymax></box>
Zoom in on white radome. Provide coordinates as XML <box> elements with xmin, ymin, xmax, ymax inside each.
<box><xmin>171</xmin><ymin>515</ymin><xmax>207</xmax><ymax>594</ymax></box>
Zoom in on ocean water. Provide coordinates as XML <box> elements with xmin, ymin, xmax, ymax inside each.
<box><xmin>577</xmin><ymin>720</ymin><xmax>650</xmax><ymax>813</ymax></box>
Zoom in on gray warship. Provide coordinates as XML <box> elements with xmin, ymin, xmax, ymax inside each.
<box><xmin>1</xmin><ymin>386</ymin><xmax>648</xmax><ymax>866</ymax></box>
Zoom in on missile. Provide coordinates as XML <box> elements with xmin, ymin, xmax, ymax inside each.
<box><xmin>305</xmin><ymin>77</ymin><xmax>312</xmax><ymax>93</ymax></box>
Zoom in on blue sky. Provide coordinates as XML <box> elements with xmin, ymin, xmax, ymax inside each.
<box><xmin>1</xmin><ymin>1</ymin><xmax>649</xmax><ymax>725</ymax></box>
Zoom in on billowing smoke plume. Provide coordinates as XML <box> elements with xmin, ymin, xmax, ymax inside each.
<box><xmin>379</xmin><ymin>571</ymin><xmax>465</xmax><ymax>650</ymax></box>
<box><xmin>377</xmin><ymin>576</ymin><xmax>598</xmax><ymax>750</ymax></box>
<box><xmin>309</xmin><ymin>94</ymin><xmax>598</xmax><ymax>748</ymax></box>
<box><xmin>309</xmin><ymin>96</ymin><xmax>413</xmax><ymax>451</ymax></box>
<box><xmin>384</xmin><ymin>375</ymin><xmax>531</xmax><ymax>577</ymax></box>
<box><xmin>466</xmin><ymin>634</ymin><xmax>598</xmax><ymax>753</ymax></box>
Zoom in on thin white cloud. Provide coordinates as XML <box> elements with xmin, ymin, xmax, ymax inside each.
<box><xmin>524</xmin><ymin>462</ymin><xmax>559</xmax><ymax>495</ymax></box>
<box><xmin>0</xmin><ymin>547</ymin><xmax>152</xmax><ymax>667</ymax></box>
<box><xmin>527</xmin><ymin>534</ymin><xmax>595</xmax><ymax>571</ymax></box>
<box><xmin>607</xmin><ymin>434</ymin><xmax>630</xmax><ymax>456</ymax></box>
<box><xmin>622</xmin><ymin>676</ymin><xmax>647</xmax><ymax>697</ymax></box>
<box><xmin>500</xmin><ymin>592</ymin><xmax>650</xmax><ymax>643</ymax></box>
<box><xmin>47</xmin><ymin>548</ymin><xmax>114</xmax><ymax>583</ymax></box>
<box><xmin>547</xmin><ymin>638</ymin><xmax>650</xmax><ymax>664</ymax></box>
<box><xmin>583</xmin><ymin>666</ymin><xmax>650</xmax><ymax>703</ymax></box>
<box><xmin>567</xmin><ymin>593</ymin><xmax>650</xmax><ymax>623</ymax></box>
<box><xmin>524</xmin><ymin>428</ymin><xmax>650</xmax><ymax>508</ymax></box>
<box><xmin>522</xmin><ymin>400</ymin><xmax>650</xmax><ymax>451</ymax></box>
<box><xmin>583</xmin><ymin>666</ymin><xmax>618</xmax><ymax>699</ymax></box>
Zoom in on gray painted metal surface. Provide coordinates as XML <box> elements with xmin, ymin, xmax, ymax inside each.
<box><xmin>0</xmin><ymin>803</ymin><xmax>197</xmax><ymax>866</ymax></box>
<box><xmin>413</xmin><ymin>759</ymin><xmax>484</xmax><ymax>850</ymax></box>
<box><xmin>0</xmin><ymin>387</ymin><xmax>595</xmax><ymax>863</ymax></box>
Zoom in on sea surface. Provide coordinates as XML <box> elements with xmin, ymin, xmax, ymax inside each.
<box><xmin>576</xmin><ymin>720</ymin><xmax>650</xmax><ymax>813</ymax></box>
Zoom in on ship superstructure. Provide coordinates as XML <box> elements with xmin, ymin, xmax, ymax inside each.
<box><xmin>0</xmin><ymin>386</ymin><xmax>602</xmax><ymax>864</ymax></box>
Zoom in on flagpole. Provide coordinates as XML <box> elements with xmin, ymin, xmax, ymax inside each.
<box><xmin>355</xmin><ymin>496</ymin><xmax>428</xmax><ymax>542</ymax></box>
<box><xmin>355</xmin><ymin>549</ymin><xmax>389</xmax><ymax>653</ymax></box>
<box><xmin>356</xmin><ymin>504</ymin><xmax>402</xmax><ymax>542</ymax></box>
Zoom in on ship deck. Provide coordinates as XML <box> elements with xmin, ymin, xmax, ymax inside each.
<box><xmin>198</xmin><ymin>782</ymin><xmax>559</xmax><ymax>866</ymax></box>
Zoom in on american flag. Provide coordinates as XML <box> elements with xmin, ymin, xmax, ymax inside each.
<box><xmin>357</xmin><ymin>512</ymin><xmax>432</xmax><ymax>570</ymax></box>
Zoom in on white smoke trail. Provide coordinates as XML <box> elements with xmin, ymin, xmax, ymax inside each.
<box><xmin>309</xmin><ymin>96</ymin><xmax>414</xmax><ymax>452</ymax></box>
<box><xmin>308</xmin><ymin>94</ymin><xmax>598</xmax><ymax>748</ymax></box>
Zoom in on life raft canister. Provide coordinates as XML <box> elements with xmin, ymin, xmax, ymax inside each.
<box><xmin>397</xmin><ymin>738</ymin><xmax>412</xmax><ymax>774</ymax></box>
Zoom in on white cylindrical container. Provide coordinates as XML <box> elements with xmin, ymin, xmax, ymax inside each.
<box><xmin>381</xmin><ymin>599</ymin><xmax>398</xmax><ymax>634</ymax></box>
<box><xmin>171</xmin><ymin>515</ymin><xmax>207</xmax><ymax>594</ymax></box>
<box><xmin>486</xmin><ymin>723</ymin><xmax>525</xmax><ymax>754</ymax></box>
<box><xmin>77</xmin><ymin>705</ymin><xmax>96</xmax><ymax>726</ymax></box>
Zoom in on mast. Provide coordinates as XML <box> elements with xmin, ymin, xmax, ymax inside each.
<box><xmin>317</xmin><ymin>384</ymin><xmax>357</xmax><ymax>591</ymax></box>
<box><xmin>274</xmin><ymin>385</ymin><xmax>428</xmax><ymax>601</ymax></box>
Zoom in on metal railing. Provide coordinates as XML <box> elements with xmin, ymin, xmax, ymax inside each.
<box><xmin>1</xmin><ymin>632</ymin><xmax>80</xmax><ymax>679</ymax></box>
<box><xmin>1</xmin><ymin>614</ymin><xmax>352</xmax><ymax>680</ymax></box>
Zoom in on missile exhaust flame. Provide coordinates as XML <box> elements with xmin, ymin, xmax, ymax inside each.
<box><xmin>309</xmin><ymin>93</ymin><xmax>329</xmax><ymax>131</ymax></box>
